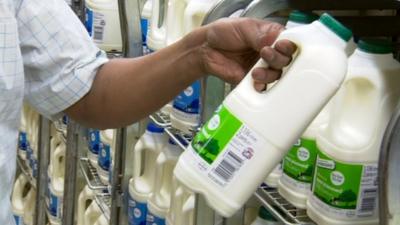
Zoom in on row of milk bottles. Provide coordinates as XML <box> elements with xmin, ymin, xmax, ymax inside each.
<box><xmin>172</xmin><ymin>10</ymin><xmax>400</xmax><ymax>225</ymax></box>
<box><xmin>127</xmin><ymin>122</ymin><xmax>193</xmax><ymax>225</ymax></box>
<box><xmin>144</xmin><ymin>0</ymin><xmax>219</xmax><ymax>135</ymax></box>
<box><xmin>78</xmin><ymin>129</ymin><xmax>117</xmax><ymax>225</ymax></box>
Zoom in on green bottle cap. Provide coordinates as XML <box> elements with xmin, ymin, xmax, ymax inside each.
<box><xmin>259</xmin><ymin>206</ymin><xmax>278</xmax><ymax>221</ymax></box>
<box><xmin>358</xmin><ymin>38</ymin><xmax>393</xmax><ymax>54</ymax></box>
<box><xmin>288</xmin><ymin>10</ymin><xmax>319</xmax><ymax>24</ymax></box>
<box><xmin>319</xmin><ymin>13</ymin><xmax>353</xmax><ymax>42</ymax></box>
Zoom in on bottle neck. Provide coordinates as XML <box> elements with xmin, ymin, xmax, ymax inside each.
<box><xmin>313</xmin><ymin>21</ymin><xmax>349</xmax><ymax>51</ymax></box>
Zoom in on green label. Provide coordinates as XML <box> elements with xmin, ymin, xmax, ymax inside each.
<box><xmin>313</xmin><ymin>151</ymin><xmax>363</xmax><ymax>210</ymax></box>
<box><xmin>283</xmin><ymin>138</ymin><xmax>318</xmax><ymax>184</ymax></box>
<box><xmin>191</xmin><ymin>105</ymin><xmax>242</xmax><ymax>164</ymax></box>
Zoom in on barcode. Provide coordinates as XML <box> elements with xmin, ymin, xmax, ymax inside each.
<box><xmin>93</xmin><ymin>26</ymin><xmax>104</xmax><ymax>41</ymax></box>
<box><xmin>358</xmin><ymin>188</ymin><xmax>377</xmax><ymax>215</ymax></box>
<box><xmin>213</xmin><ymin>151</ymin><xmax>243</xmax><ymax>183</ymax></box>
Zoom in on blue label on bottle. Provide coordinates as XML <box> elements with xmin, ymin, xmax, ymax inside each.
<box><xmin>13</xmin><ymin>215</ymin><xmax>24</xmax><ymax>225</ymax></box>
<box><xmin>18</xmin><ymin>132</ymin><xmax>28</xmax><ymax>151</ymax></box>
<box><xmin>85</xmin><ymin>7</ymin><xmax>94</xmax><ymax>36</ymax></box>
<box><xmin>146</xmin><ymin>211</ymin><xmax>165</xmax><ymax>225</ymax></box>
<box><xmin>88</xmin><ymin>129</ymin><xmax>100</xmax><ymax>154</ymax></box>
<box><xmin>98</xmin><ymin>143</ymin><xmax>110</xmax><ymax>171</ymax></box>
<box><xmin>128</xmin><ymin>195</ymin><xmax>148</xmax><ymax>225</ymax></box>
<box><xmin>140</xmin><ymin>18</ymin><xmax>148</xmax><ymax>44</ymax></box>
<box><xmin>29</xmin><ymin>155</ymin><xmax>38</xmax><ymax>179</ymax></box>
<box><xmin>26</xmin><ymin>146</ymin><xmax>32</xmax><ymax>161</ymax></box>
<box><xmin>173</xmin><ymin>80</ymin><xmax>201</xmax><ymax>114</ymax></box>
<box><xmin>48</xmin><ymin>190</ymin><xmax>62</xmax><ymax>218</ymax></box>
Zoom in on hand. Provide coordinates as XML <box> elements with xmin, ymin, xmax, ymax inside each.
<box><xmin>199</xmin><ymin>18</ymin><xmax>296</xmax><ymax>91</ymax></box>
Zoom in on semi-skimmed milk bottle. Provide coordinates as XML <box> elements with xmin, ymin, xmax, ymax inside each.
<box><xmin>166</xmin><ymin>179</ymin><xmax>195</xmax><ymax>225</ymax></box>
<box><xmin>87</xmin><ymin>129</ymin><xmax>101</xmax><ymax>167</ymax></box>
<box><xmin>18</xmin><ymin>104</ymin><xmax>31</xmax><ymax>160</ymax></box>
<box><xmin>84</xmin><ymin>201</ymin><xmax>103</xmax><ymax>225</ymax></box>
<box><xmin>12</xmin><ymin>174</ymin><xmax>31</xmax><ymax>225</ymax></box>
<box><xmin>174</xmin><ymin>13</ymin><xmax>352</xmax><ymax>217</ymax></box>
<box><xmin>307</xmin><ymin>39</ymin><xmax>400</xmax><ymax>225</ymax></box>
<box><xmin>265</xmin><ymin>10</ymin><xmax>319</xmax><ymax>189</ymax></box>
<box><xmin>23</xmin><ymin>188</ymin><xmax>36</xmax><ymax>225</ymax></box>
<box><xmin>128</xmin><ymin>123</ymin><xmax>167</xmax><ymax>225</ymax></box>
<box><xmin>77</xmin><ymin>185</ymin><xmax>96</xmax><ymax>225</ymax></box>
<box><xmin>98</xmin><ymin>129</ymin><xmax>115</xmax><ymax>185</ymax></box>
<box><xmin>146</xmin><ymin>139</ymin><xmax>182</xmax><ymax>225</ymax></box>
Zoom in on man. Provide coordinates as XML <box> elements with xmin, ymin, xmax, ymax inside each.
<box><xmin>1</xmin><ymin>0</ymin><xmax>295</xmax><ymax>224</ymax></box>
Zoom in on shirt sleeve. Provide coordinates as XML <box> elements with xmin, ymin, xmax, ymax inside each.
<box><xmin>16</xmin><ymin>0</ymin><xmax>109</xmax><ymax>120</ymax></box>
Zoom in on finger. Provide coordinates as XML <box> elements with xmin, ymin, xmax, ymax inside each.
<box><xmin>260</xmin><ymin>46</ymin><xmax>292</xmax><ymax>70</ymax></box>
<box><xmin>252</xmin><ymin>67</ymin><xmax>281</xmax><ymax>84</ymax></box>
<box><xmin>274</xmin><ymin>39</ymin><xmax>297</xmax><ymax>57</ymax></box>
<box><xmin>254</xmin><ymin>82</ymin><xmax>267</xmax><ymax>92</ymax></box>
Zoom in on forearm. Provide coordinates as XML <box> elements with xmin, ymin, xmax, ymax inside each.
<box><xmin>65</xmin><ymin>27</ymin><xmax>207</xmax><ymax>129</ymax></box>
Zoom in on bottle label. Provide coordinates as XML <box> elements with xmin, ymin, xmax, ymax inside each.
<box><xmin>29</xmin><ymin>156</ymin><xmax>38</xmax><ymax>179</ymax></box>
<box><xmin>13</xmin><ymin>215</ymin><xmax>24</xmax><ymax>225</ymax></box>
<box><xmin>128</xmin><ymin>195</ymin><xmax>147</xmax><ymax>225</ymax></box>
<box><xmin>48</xmin><ymin>190</ymin><xmax>63</xmax><ymax>219</ymax></box>
<box><xmin>88</xmin><ymin>129</ymin><xmax>100</xmax><ymax>154</ymax></box>
<box><xmin>310</xmin><ymin>150</ymin><xmax>378</xmax><ymax>219</ymax></box>
<box><xmin>184</xmin><ymin>105</ymin><xmax>267</xmax><ymax>187</ymax></box>
<box><xmin>85</xmin><ymin>7</ymin><xmax>105</xmax><ymax>43</ymax></box>
<box><xmin>98</xmin><ymin>142</ymin><xmax>111</xmax><ymax>171</ymax></box>
<box><xmin>18</xmin><ymin>132</ymin><xmax>28</xmax><ymax>151</ymax></box>
<box><xmin>282</xmin><ymin>138</ymin><xmax>318</xmax><ymax>191</ymax></box>
<box><xmin>146</xmin><ymin>211</ymin><xmax>165</xmax><ymax>225</ymax></box>
<box><xmin>173</xmin><ymin>80</ymin><xmax>201</xmax><ymax>115</ymax></box>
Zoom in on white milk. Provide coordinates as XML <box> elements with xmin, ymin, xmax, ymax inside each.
<box><xmin>18</xmin><ymin>104</ymin><xmax>31</xmax><ymax>160</ymax></box>
<box><xmin>77</xmin><ymin>185</ymin><xmax>96</xmax><ymax>225</ymax></box>
<box><xmin>85</xmin><ymin>0</ymin><xmax>122</xmax><ymax>51</ymax></box>
<box><xmin>12</xmin><ymin>174</ymin><xmax>31</xmax><ymax>225</ymax></box>
<box><xmin>141</xmin><ymin>0</ymin><xmax>153</xmax><ymax>55</ymax></box>
<box><xmin>307</xmin><ymin>39</ymin><xmax>400</xmax><ymax>225</ymax></box>
<box><xmin>47</xmin><ymin>142</ymin><xmax>66</xmax><ymax>224</ymax></box>
<box><xmin>23</xmin><ymin>188</ymin><xmax>36</xmax><ymax>225</ymax></box>
<box><xmin>87</xmin><ymin>129</ymin><xmax>101</xmax><ymax>167</ymax></box>
<box><xmin>128</xmin><ymin>123</ymin><xmax>167</xmax><ymax>225</ymax></box>
<box><xmin>250</xmin><ymin>207</ymin><xmax>282</xmax><ymax>225</ymax></box>
<box><xmin>84</xmin><ymin>201</ymin><xmax>103</xmax><ymax>225</ymax></box>
<box><xmin>146</xmin><ymin>0</ymin><xmax>168</xmax><ymax>51</ymax></box>
<box><xmin>97</xmin><ymin>129</ymin><xmax>115</xmax><ymax>185</ymax></box>
<box><xmin>146</xmin><ymin>139</ymin><xmax>182</xmax><ymax>225</ymax></box>
<box><xmin>174</xmin><ymin>13</ymin><xmax>352</xmax><ymax>217</ymax></box>
<box><xmin>27</xmin><ymin>109</ymin><xmax>39</xmax><ymax>181</ymax></box>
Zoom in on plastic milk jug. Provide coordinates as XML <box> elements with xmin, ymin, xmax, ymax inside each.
<box><xmin>23</xmin><ymin>188</ymin><xmax>36</xmax><ymax>225</ymax></box>
<box><xmin>250</xmin><ymin>207</ymin><xmax>281</xmax><ymax>225</ymax></box>
<box><xmin>170</xmin><ymin>0</ymin><xmax>217</xmax><ymax>134</ymax></box>
<box><xmin>307</xmin><ymin>39</ymin><xmax>400</xmax><ymax>225</ymax></box>
<box><xmin>174</xmin><ymin>13</ymin><xmax>353</xmax><ymax>217</ymax></box>
<box><xmin>84</xmin><ymin>201</ymin><xmax>103</xmax><ymax>225</ymax></box>
<box><xmin>94</xmin><ymin>214</ymin><xmax>109</xmax><ymax>225</ymax></box>
<box><xmin>47</xmin><ymin>142</ymin><xmax>66</xmax><ymax>223</ymax></box>
<box><xmin>88</xmin><ymin>129</ymin><xmax>101</xmax><ymax>167</ymax></box>
<box><xmin>165</xmin><ymin>0</ymin><xmax>186</xmax><ymax>46</ymax></box>
<box><xmin>98</xmin><ymin>129</ymin><xmax>115</xmax><ymax>185</ymax></box>
<box><xmin>141</xmin><ymin>0</ymin><xmax>153</xmax><ymax>55</ymax></box>
<box><xmin>28</xmin><ymin>109</ymin><xmax>39</xmax><ymax>180</ymax></box>
<box><xmin>166</xmin><ymin>180</ymin><xmax>195</xmax><ymax>225</ymax></box>
<box><xmin>18</xmin><ymin>104</ymin><xmax>31</xmax><ymax>160</ymax></box>
<box><xmin>276</xmin><ymin>10</ymin><xmax>325</xmax><ymax>207</ymax></box>
<box><xmin>146</xmin><ymin>139</ymin><xmax>182</xmax><ymax>225</ymax></box>
<box><xmin>12</xmin><ymin>174</ymin><xmax>31</xmax><ymax>225</ymax></box>
<box><xmin>77</xmin><ymin>185</ymin><xmax>96</xmax><ymax>225</ymax></box>
<box><xmin>146</xmin><ymin>0</ymin><xmax>168</xmax><ymax>51</ymax></box>
<box><xmin>108</xmin><ymin>129</ymin><xmax>117</xmax><ymax>192</ymax></box>
<box><xmin>128</xmin><ymin>123</ymin><xmax>167</xmax><ymax>225</ymax></box>
<box><xmin>85</xmin><ymin>0</ymin><xmax>122</xmax><ymax>51</ymax></box>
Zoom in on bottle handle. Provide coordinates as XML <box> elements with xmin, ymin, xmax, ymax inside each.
<box><xmin>52</xmin><ymin>143</ymin><xmax>66</xmax><ymax>178</ymax></box>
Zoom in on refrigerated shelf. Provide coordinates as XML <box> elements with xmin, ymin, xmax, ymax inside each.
<box><xmin>79</xmin><ymin>157</ymin><xmax>108</xmax><ymax>191</ymax></box>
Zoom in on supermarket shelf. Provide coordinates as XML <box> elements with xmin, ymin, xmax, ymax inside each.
<box><xmin>95</xmin><ymin>193</ymin><xmax>111</xmax><ymax>221</ymax></box>
<box><xmin>149</xmin><ymin>112</ymin><xmax>193</xmax><ymax>151</ymax></box>
<box><xmin>254</xmin><ymin>185</ymin><xmax>316</xmax><ymax>225</ymax></box>
<box><xmin>17</xmin><ymin>155</ymin><xmax>36</xmax><ymax>189</ymax></box>
<box><xmin>79</xmin><ymin>158</ymin><xmax>108</xmax><ymax>191</ymax></box>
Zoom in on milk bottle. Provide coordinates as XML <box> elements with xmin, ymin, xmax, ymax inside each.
<box><xmin>307</xmin><ymin>39</ymin><xmax>400</xmax><ymax>225</ymax></box>
<box><xmin>23</xmin><ymin>188</ymin><xmax>36</xmax><ymax>225</ymax></box>
<box><xmin>77</xmin><ymin>185</ymin><xmax>96</xmax><ymax>225</ymax></box>
<box><xmin>85</xmin><ymin>0</ymin><xmax>122</xmax><ymax>51</ymax></box>
<box><xmin>146</xmin><ymin>139</ymin><xmax>182</xmax><ymax>225</ymax></box>
<box><xmin>146</xmin><ymin>0</ymin><xmax>168</xmax><ymax>51</ymax></box>
<box><xmin>47</xmin><ymin>142</ymin><xmax>66</xmax><ymax>223</ymax></box>
<box><xmin>18</xmin><ymin>104</ymin><xmax>31</xmax><ymax>160</ymax></box>
<box><xmin>97</xmin><ymin>129</ymin><xmax>115</xmax><ymax>185</ymax></box>
<box><xmin>12</xmin><ymin>174</ymin><xmax>31</xmax><ymax>225</ymax></box>
<box><xmin>276</xmin><ymin>10</ymin><xmax>325</xmax><ymax>207</ymax></box>
<box><xmin>28</xmin><ymin>109</ymin><xmax>39</xmax><ymax>181</ymax></box>
<box><xmin>174</xmin><ymin>13</ymin><xmax>352</xmax><ymax>217</ymax></box>
<box><xmin>170</xmin><ymin>0</ymin><xmax>217</xmax><ymax>134</ymax></box>
<box><xmin>141</xmin><ymin>0</ymin><xmax>153</xmax><ymax>55</ymax></box>
<box><xmin>84</xmin><ymin>201</ymin><xmax>103</xmax><ymax>225</ymax></box>
<box><xmin>94</xmin><ymin>214</ymin><xmax>109</xmax><ymax>225</ymax></box>
<box><xmin>250</xmin><ymin>207</ymin><xmax>281</xmax><ymax>225</ymax></box>
<box><xmin>88</xmin><ymin>129</ymin><xmax>101</xmax><ymax>167</ymax></box>
<box><xmin>128</xmin><ymin>123</ymin><xmax>166</xmax><ymax>225</ymax></box>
